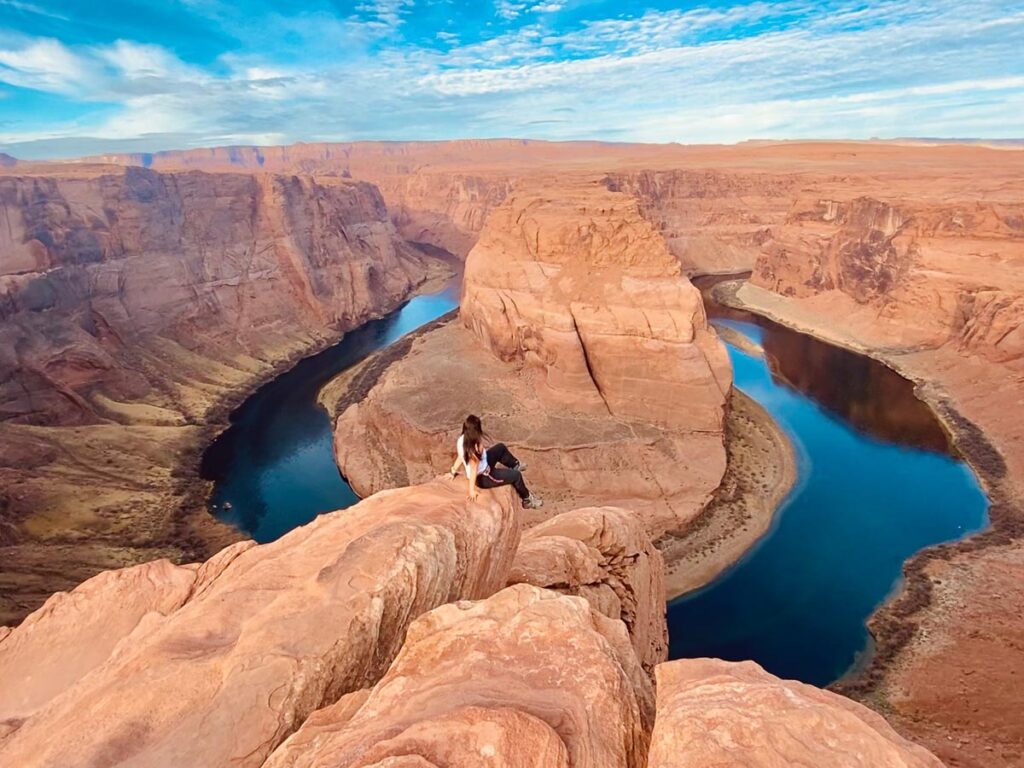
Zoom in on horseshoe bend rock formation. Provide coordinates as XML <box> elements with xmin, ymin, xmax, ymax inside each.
<box><xmin>461</xmin><ymin>177</ymin><xmax>731</xmax><ymax>431</ymax></box>
<box><xmin>0</xmin><ymin>163</ymin><xmax>435</xmax><ymax>625</ymax></box>
<box><xmin>0</xmin><ymin>479</ymin><xmax>520</xmax><ymax>767</ymax></box>
<box><xmin>264</xmin><ymin>584</ymin><xmax>655</xmax><ymax>768</ymax></box>
<box><xmin>329</xmin><ymin>177</ymin><xmax>731</xmax><ymax>536</ymax></box>
<box><xmin>648</xmin><ymin>658</ymin><xmax>943</xmax><ymax>767</ymax></box>
<box><xmin>507</xmin><ymin>505</ymin><xmax>668</xmax><ymax>677</ymax></box>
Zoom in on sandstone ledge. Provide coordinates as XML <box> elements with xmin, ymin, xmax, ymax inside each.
<box><xmin>0</xmin><ymin>479</ymin><xmax>520</xmax><ymax>767</ymax></box>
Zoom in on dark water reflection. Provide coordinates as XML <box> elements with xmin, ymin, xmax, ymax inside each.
<box><xmin>667</xmin><ymin>281</ymin><xmax>988</xmax><ymax>686</ymax></box>
<box><xmin>200</xmin><ymin>280</ymin><xmax>459</xmax><ymax>543</ymax></box>
<box><xmin>762</xmin><ymin>318</ymin><xmax>952</xmax><ymax>455</ymax></box>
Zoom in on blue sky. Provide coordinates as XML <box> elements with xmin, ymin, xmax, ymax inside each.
<box><xmin>0</xmin><ymin>0</ymin><xmax>1022</xmax><ymax>158</ymax></box>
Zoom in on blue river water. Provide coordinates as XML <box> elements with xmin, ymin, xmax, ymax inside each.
<box><xmin>201</xmin><ymin>279</ymin><xmax>988</xmax><ymax>686</ymax></box>
<box><xmin>666</xmin><ymin>316</ymin><xmax>988</xmax><ymax>686</ymax></box>
<box><xmin>200</xmin><ymin>280</ymin><xmax>460</xmax><ymax>543</ymax></box>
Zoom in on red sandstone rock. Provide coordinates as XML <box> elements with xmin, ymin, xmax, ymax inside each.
<box><xmin>648</xmin><ymin>658</ymin><xmax>943</xmax><ymax>767</ymax></box>
<box><xmin>461</xmin><ymin>177</ymin><xmax>731</xmax><ymax>432</ymax></box>
<box><xmin>330</xmin><ymin>178</ymin><xmax>731</xmax><ymax>536</ymax></box>
<box><xmin>0</xmin><ymin>480</ymin><xmax>520</xmax><ymax>767</ymax></box>
<box><xmin>605</xmin><ymin>170</ymin><xmax>793</xmax><ymax>275</ymax></box>
<box><xmin>265</xmin><ymin>584</ymin><xmax>654</xmax><ymax>768</ymax></box>
<box><xmin>0</xmin><ymin>165</ymin><xmax>435</xmax><ymax>624</ymax></box>
<box><xmin>508</xmin><ymin>505</ymin><xmax>667</xmax><ymax>676</ymax></box>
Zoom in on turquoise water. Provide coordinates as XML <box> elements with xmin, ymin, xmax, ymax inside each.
<box><xmin>666</xmin><ymin>316</ymin><xmax>989</xmax><ymax>686</ymax></box>
<box><xmin>200</xmin><ymin>281</ymin><xmax>459</xmax><ymax>543</ymax></box>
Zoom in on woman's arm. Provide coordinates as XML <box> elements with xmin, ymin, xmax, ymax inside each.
<box><xmin>465</xmin><ymin>458</ymin><xmax>479</xmax><ymax>501</ymax></box>
<box><xmin>450</xmin><ymin>453</ymin><xmax>463</xmax><ymax>477</ymax></box>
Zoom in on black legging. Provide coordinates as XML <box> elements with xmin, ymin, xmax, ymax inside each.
<box><xmin>475</xmin><ymin>442</ymin><xmax>530</xmax><ymax>500</ymax></box>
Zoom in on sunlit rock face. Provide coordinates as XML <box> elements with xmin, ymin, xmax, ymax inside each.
<box><xmin>460</xmin><ymin>176</ymin><xmax>732</xmax><ymax>433</ymax></box>
<box><xmin>264</xmin><ymin>584</ymin><xmax>655</xmax><ymax>768</ymax></box>
<box><xmin>507</xmin><ymin>505</ymin><xmax>668</xmax><ymax>677</ymax></box>
<box><xmin>0</xmin><ymin>480</ymin><xmax>520</xmax><ymax>768</ymax></box>
<box><xmin>604</xmin><ymin>169</ymin><xmax>795</xmax><ymax>275</ymax></box>
<box><xmin>0</xmin><ymin>164</ymin><xmax>432</xmax><ymax>625</ymax></box>
<box><xmin>0</xmin><ymin>166</ymin><xmax>427</xmax><ymax>427</ymax></box>
<box><xmin>648</xmin><ymin>658</ymin><xmax>943</xmax><ymax>768</ymax></box>
<box><xmin>752</xmin><ymin>195</ymin><xmax>1024</xmax><ymax>357</ymax></box>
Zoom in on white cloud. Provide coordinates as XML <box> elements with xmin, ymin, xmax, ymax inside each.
<box><xmin>0</xmin><ymin>0</ymin><xmax>1022</xmax><ymax>156</ymax></box>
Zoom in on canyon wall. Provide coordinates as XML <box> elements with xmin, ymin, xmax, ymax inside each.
<box><xmin>0</xmin><ymin>164</ymin><xmax>433</xmax><ymax>624</ymax></box>
<box><xmin>738</xmin><ymin>167</ymin><xmax>1024</xmax><ymax>765</ymax></box>
<box><xmin>0</xmin><ymin>479</ymin><xmax>941</xmax><ymax>766</ymax></box>
<box><xmin>604</xmin><ymin>170</ymin><xmax>794</xmax><ymax>275</ymax></box>
<box><xmin>329</xmin><ymin>176</ymin><xmax>731</xmax><ymax>537</ymax></box>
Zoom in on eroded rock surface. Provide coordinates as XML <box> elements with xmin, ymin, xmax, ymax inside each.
<box><xmin>330</xmin><ymin>177</ymin><xmax>731</xmax><ymax>538</ymax></box>
<box><xmin>461</xmin><ymin>177</ymin><xmax>731</xmax><ymax>431</ymax></box>
<box><xmin>265</xmin><ymin>584</ymin><xmax>654</xmax><ymax>768</ymax></box>
<box><xmin>508</xmin><ymin>505</ymin><xmax>667</xmax><ymax>676</ymax></box>
<box><xmin>648</xmin><ymin>658</ymin><xmax>943</xmax><ymax>767</ymax></box>
<box><xmin>0</xmin><ymin>165</ymin><xmax>434</xmax><ymax>624</ymax></box>
<box><xmin>605</xmin><ymin>170</ymin><xmax>794</xmax><ymax>275</ymax></box>
<box><xmin>0</xmin><ymin>479</ymin><xmax>519</xmax><ymax>767</ymax></box>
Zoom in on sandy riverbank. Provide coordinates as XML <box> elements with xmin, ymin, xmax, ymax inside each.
<box><xmin>660</xmin><ymin>389</ymin><xmax>797</xmax><ymax>599</ymax></box>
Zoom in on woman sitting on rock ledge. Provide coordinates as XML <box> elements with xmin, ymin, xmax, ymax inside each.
<box><xmin>450</xmin><ymin>414</ymin><xmax>544</xmax><ymax>509</ymax></box>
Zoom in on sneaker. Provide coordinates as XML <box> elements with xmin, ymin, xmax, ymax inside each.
<box><xmin>523</xmin><ymin>495</ymin><xmax>544</xmax><ymax>509</ymax></box>
<box><xmin>512</xmin><ymin>461</ymin><xmax>528</xmax><ymax>472</ymax></box>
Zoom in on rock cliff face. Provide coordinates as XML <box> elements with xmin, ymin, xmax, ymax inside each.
<box><xmin>507</xmin><ymin>506</ymin><xmax>667</xmax><ymax>676</ymax></box>
<box><xmin>0</xmin><ymin>479</ymin><xmax>941</xmax><ymax>767</ymax></box>
<box><xmin>330</xmin><ymin>177</ymin><xmax>731</xmax><ymax>537</ymax></box>
<box><xmin>266</xmin><ymin>584</ymin><xmax>655</xmax><ymax>768</ymax></box>
<box><xmin>461</xmin><ymin>177</ymin><xmax>731</xmax><ymax>432</ymax></box>
<box><xmin>605</xmin><ymin>170</ymin><xmax>794</xmax><ymax>275</ymax></box>
<box><xmin>0</xmin><ymin>479</ymin><xmax>520</xmax><ymax>767</ymax></box>
<box><xmin>753</xmin><ymin>195</ymin><xmax>1024</xmax><ymax>353</ymax></box>
<box><xmin>0</xmin><ymin>165</ymin><xmax>433</xmax><ymax>624</ymax></box>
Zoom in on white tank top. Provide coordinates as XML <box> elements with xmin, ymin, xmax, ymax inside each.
<box><xmin>456</xmin><ymin>435</ymin><xmax>489</xmax><ymax>478</ymax></box>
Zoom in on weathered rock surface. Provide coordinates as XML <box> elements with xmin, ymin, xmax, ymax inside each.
<box><xmin>0</xmin><ymin>479</ymin><xmax>520</xmax><ymax>767</ymax></box>
<box><xmin>648</xmin><ymin>658</ymin><xmax>943</xmax><ymax>767</ymax></box>
<box><xmin>0</xmin><ymin>164</ymin><xmax>434</xmax><ymax>624</ymax></box>
<box><xmin>329</xmin><ymin>177</ymin><xmax>731</xmax><ymax>538</ymax></box>
<box><xmin>508</xmin><ymin>505</ymin><xmax>667</xmax><ymax>676</ymax></box>
<box><xmin>605</xmin><ymin>170</ymin><xmax>794</xmax><ymax>275</ymax></box>
<box><xmin>265</xmin><ymin>584</ymin><xmax>654</xmax><ymax>768</ymax></box>
<box><xmin>461</xmin><ymin>177</ymin><xmax>731</xmax><ymax>431</ymax></box>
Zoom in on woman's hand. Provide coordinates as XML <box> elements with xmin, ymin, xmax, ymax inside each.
<box><xmin>467</xmin><ymin>485</ymin><xmax>478</xmax><ymax>502</ymax></box>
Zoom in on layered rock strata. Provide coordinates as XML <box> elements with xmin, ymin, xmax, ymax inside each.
<box><xmin>330</xmin><ymin>177</ymin><xmax>731</xmax><ymax>538</ymax></box>
<box><xmin>605</xmin><ymin>170</ymin><xmax>794</xmax><ymax>275</ymax></box>
<box><xmin>0</xmin><ymin>479</ymin><xmax>520</xmax><ymax>767</ymax></box>
<box><xmin>0</xmin><ymin>165</ymin><xmax>433</xmax><ymax>624</ymax></box>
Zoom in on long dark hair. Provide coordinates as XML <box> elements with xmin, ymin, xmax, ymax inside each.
<box><xmin>461</xmin><ymin>414</ymin><xmax>488</xmax><ymax>463</ymax></box>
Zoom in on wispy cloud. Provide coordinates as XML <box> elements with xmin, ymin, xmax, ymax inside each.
<box><xmin>0</xmin><ymin>0</ymin><xmax>1021</xmax><ymax>157</ymax></box>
